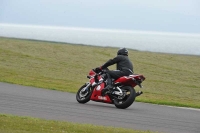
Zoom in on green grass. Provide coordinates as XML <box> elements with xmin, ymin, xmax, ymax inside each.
<box><xmin>0</xmin><ymin>114</ymin><xmax>155</xmax><ymax>133</ymax></box>
<box><xmin>0</xmin><ymin>37</ymin><xmax>200</xmax><ymax>108</ymax></box>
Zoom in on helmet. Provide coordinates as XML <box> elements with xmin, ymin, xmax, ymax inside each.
<box><xmin>117</xmin><ymin>48</ymin><xmax>128</xmax><ymax>56</ymax></box>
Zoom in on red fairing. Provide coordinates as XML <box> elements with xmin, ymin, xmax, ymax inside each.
<box><xmin>90</xmin><ymin>81</ymin><xmax>113</xmax><ymax>103</ymax></box>
<box><xmin>114</xmin><ymin>74</ymin><xmax>145</xmax><ymax>87</ymax></box>
<box><xmin>89</xmin><ymin>70</ymin><xmax>96</xmax><ymax>76</ymax></box>
<box><xmin>89</xmin><ymin>75</ymin><xmax>101</xmax><ymax>85</ymax></box>
<box><xmin>89</xmin><ymin>70</ymin><xmax>97</xmax><ymax>85</ymax></box>
<box><xmin>89</xmin><ymin>73</ymin><xmax>113</xmax><ymax>103</ymax></box>
<box><xmin>90</xmin><ymin>77</ymin><xmax>95</xmax><ymax>85</ymax></box>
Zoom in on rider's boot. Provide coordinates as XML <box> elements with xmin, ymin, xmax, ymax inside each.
<box><xmin>102</xmin><ymin>73</ymin><xmax>114</xmax><ymax>96</ymax></box>
<box><xmin>101</xmin><ymin>85</ymin><xmax>113</xmax><ymax>96</ymax></box>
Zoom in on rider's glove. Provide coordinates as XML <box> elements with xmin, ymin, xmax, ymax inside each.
<box><xmin>94</xmin><ymin>66</ymin><xmax>102</xmax><ymax>73</ymax></box>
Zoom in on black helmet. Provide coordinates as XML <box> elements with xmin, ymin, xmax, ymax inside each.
<box><xmin>117</xmin><ymin>48</ymin><xmax>128</xmax><ymax>56</ymax></box>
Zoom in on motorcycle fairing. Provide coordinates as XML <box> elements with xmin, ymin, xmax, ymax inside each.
<box><xmin>114</xmin><ymin>74</ymin><xmax>145</xmax><ymax>87</ymax></box>
<box><xmin>90</xmin><ymin>82</ymin><xmax>113</xmax><ymax>103</ymax></box>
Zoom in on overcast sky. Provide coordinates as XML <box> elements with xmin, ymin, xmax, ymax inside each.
<box><xmin>0</xmin><ymin>0</ymin><xmax>200</xmax><ymax>33</ymax></box>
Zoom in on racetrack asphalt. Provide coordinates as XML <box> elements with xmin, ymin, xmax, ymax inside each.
<box><xmin>0</xmin><ymin>82</ymin><xmax>200</xmax><ymax>133</ymax></box>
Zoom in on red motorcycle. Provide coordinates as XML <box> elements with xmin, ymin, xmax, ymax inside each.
<box><xmin>76</xmin><ymin>69</ymin><xmax>145</xmax><ymax>109</ymax></box>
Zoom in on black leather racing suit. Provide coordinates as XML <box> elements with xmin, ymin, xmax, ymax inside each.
<box><xmin>101</xmin><ymin>55</ymin><xmax>133</xmax><ymax>86</ymax></box>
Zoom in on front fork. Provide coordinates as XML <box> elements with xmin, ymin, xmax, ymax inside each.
<box><xmin>82</xmin><ymin>82</ymin><xmax>91</xmax><ymax>91</ymax></box>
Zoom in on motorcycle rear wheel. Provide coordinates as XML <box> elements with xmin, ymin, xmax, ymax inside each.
<box><xmin>76</xmin><ymin>84</ymin><xmax>92</xmax><ymax>104</ymax></box>
<box><xmin>114</xmin><ymin>86</ymin><xmax>136</xmax><ymax>109</ymax></box>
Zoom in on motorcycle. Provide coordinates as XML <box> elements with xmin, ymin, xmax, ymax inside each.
<box><xmin>76</xmin><ymin>69</ymin><xmax>145</xmax><ymax>109</ymax></box>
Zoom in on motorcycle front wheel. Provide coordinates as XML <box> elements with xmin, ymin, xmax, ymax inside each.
<box><xmin>76</xmin><ymin>83</ymin><xmax>92</xmax><ymax>104</ymax></box>
<box><xmin>114</xmin><ymin>86</ymin><xmax>136</xmax><ymax>109</ymax></box>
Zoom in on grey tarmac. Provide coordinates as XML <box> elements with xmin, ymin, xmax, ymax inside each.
<box><xmin>0</xmin><ymin>82</ymin><xmax>199</xmax><ymax>133</ymax></box>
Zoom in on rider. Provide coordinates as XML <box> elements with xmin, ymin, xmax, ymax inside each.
<box><xmin>95</xmin><ymin>48</ymin><xmax>133</xmax><ymax>95</ymax></box>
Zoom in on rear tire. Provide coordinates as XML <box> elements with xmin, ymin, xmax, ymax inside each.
<box><xmin>114</xmin><ymin>86</ymin><xmax>136</xmax><ymax>109</ymax></box>
<box><xmin>76</xmin><ymin>84</ymin><xmax>92</xmax><ymax>104</ymax></box>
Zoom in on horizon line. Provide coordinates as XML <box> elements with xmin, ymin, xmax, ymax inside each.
<box><xmin>1</xmin><ymin>23</ymin><xmax>200</xmax><ymax>36</ymax></box>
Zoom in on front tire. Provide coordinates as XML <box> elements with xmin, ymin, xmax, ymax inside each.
<box><xmin>76</xmin><ymin>83</ymin><xmax>92</xmax><ymax>104</ymax></box>
<box><xmin>114</xmin><ymin>86</ymin><xmax>136</xmax><ymax>109</ymax></box>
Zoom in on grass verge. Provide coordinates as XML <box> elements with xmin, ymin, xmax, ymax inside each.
<box><xmin>0</xmin><ymin>37</ymin><xmax>200</xmax><ymax>108</ymax></box>
<box><xmin>0</xmin><ymin>114</ymin><xmax>155</xmax><ymax>133</ymax></box>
